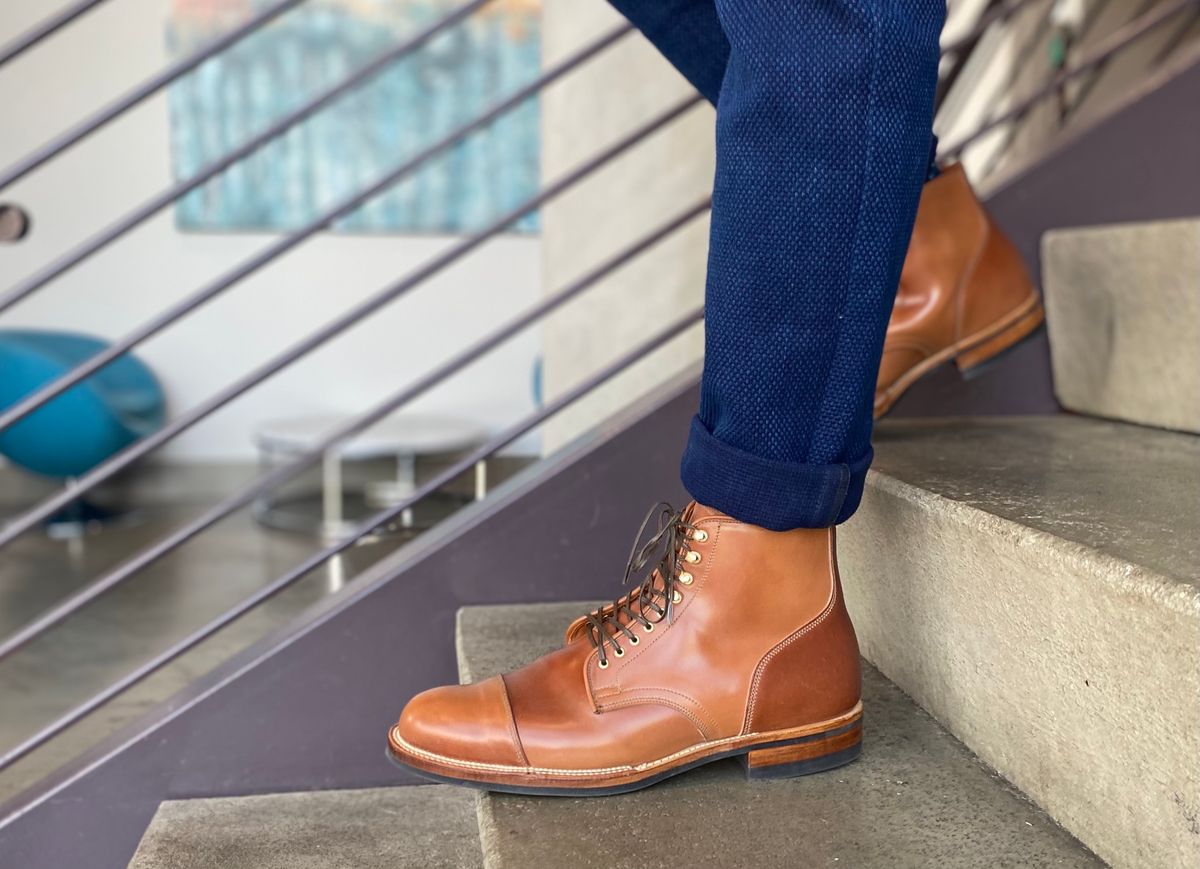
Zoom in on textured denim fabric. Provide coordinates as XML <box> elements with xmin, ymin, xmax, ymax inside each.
<box><xmin>611</xmin><ymin>0</ymin><xmax>946</xmax><ymax>529</ymax></box>
<box><xmin>608</xmin><ymin>0</ymin><xmax>942</xmax><ymax>181</ymax></box>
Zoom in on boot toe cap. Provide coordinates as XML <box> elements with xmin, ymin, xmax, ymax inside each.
<box><xmin>390</xmin><ymin>675</ymin><xmax>526</xmax><ymax>768</ymax></box>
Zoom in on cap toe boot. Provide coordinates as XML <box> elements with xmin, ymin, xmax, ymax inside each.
<box><xmin>388</xmin><ymin>501</ymin><xmax>863</xmax><ymax>795</ymax></box>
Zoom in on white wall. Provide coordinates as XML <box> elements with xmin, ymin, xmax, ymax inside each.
<box><xmin>538</xmin><ymin>0</ymin><xmax>712</xmax><ymax>452</ymax></box>
<box><xmin>0</xmin><ymin>0</ymin><xmax>542</xmax><ymax>462</ymax></box>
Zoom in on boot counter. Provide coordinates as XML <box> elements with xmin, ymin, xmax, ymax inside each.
<box><xmin>959</xmin><ymin>216</ymin><xmax>1039</xmax><ymax>339</ymax></box>
<box><xmin>742</xmin><ymin>574</ymin><xmax>862</xmax><ymax>734</ymax></box>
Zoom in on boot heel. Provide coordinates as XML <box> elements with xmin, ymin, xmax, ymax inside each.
<box><xmin>955</xmin><ymin>300</ymin><xmax>1045</xmax><ymax>378</ymax></box>
<box><xmin>739</xmin><ymin>714</ymin><xmax>863</xmax><ymax>781</ymax></box>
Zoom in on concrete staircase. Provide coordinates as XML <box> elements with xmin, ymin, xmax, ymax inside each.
<box><xmin>126</xmin><ymin>598</ymin><xmax>1104</xmax><ymax>869</ymax></box>
<box><xmin>459</xmin><ymin>602</ymin><xmax>1102</xmax><ymax>869</ymax></box>
<box><xmin>827</xmin><ymin>217</ymin><xmax>1200</xmax><ymax>869</ymax></box>
<box><xmin>841</xmin><ymin>416</ymin><xmax>1200</xmax><ymax>869</ymax></box>
<box><xmin>124</xmin><ymin>413</ymin><xmax>1197</xmax><ymax>869</ymax></box>
<box><xmin>124</xmin><ymin>217</ymin><xmax>1198</xmax><ymax>869</ymax></box>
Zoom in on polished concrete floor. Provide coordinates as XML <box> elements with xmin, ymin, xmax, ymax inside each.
<box><xmin>0</xmin><ymin>459</ymin><xmax>528</xmax><ymax>806</ymax></box>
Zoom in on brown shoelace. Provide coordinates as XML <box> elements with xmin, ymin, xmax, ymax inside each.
<box><xmin>584</xmin><ymin>502</ymin><xmax>699</xmax><ymax>667</ymax></box>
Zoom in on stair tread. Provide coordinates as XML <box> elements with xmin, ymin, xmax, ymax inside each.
<box><xmin>457</xmin><ymin>602</ymin><xmax>1103</xmax><ymax>869</ymax></box>
<box><xmin>127</xmin><ymin>785</ymin><xmax>482</xmax><ymax>869</ymax></box>
<box><xmin>871</xmin><ymin>415</ymin><xmax>1199</xmax><ymax>593</ymax></box>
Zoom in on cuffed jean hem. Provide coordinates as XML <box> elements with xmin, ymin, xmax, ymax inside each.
<box><xmin>679</xmin><ymin>416</ymin><xmax>873</xmax><ymax>530</ymax></box>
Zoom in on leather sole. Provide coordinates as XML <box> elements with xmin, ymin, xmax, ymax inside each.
<box><xmin>874</xmin><ymin>294</ymin><xmax>1045</xmax><ymax>419</ymax></box>
<box><xmin>387</xmin><ymin>702</ymin><xmax>862</xmax><ymax>796</ymax></box>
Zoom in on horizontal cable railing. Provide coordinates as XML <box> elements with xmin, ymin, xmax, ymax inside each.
<box><xmin>0</xmin><ymin>0</ymin><xmax>511</xmax><ymax>318</ymax></box>
<box><xmin>939</xmin><ymin>0</ymin><xmax>1198</xmax><ymax>159</ymax></box>
<box><xmin>0</xmin><ymin>0</ymin><xmax>311</xmax><ymax>192</ymax></box>
<box><xmin>0</xmin><ymin>0</ymin><xmax>111</xmax><ymax>69</ymax></box>
<box><xmin>0</xmin><ymin>197</ymin><xmax>711</xmax><ymax>666</ymax></box>
<box><xmin>0</xmin><ymin>24</ymin><xmax>634</xmax><ymax>432</ymax></box>
<box><xmin>0</xmin><ymin>301</ymin><xmax>705</xmax><ymax>777</ymax></box>
<box><xmin>0</xmin><ymin>93</ymin><xmax>702</xmax><ymax>553</ymax></box>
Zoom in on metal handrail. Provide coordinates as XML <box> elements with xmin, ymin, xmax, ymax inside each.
<box><xmin>0</xmin><ymin>24</ymin><xmax>634</xmax><ymax>434</ymax></box>
<box><xmin>0</xmin><ymin>0</ymin><xmax>312</xmax><ymax>192</ymax></box>
<box><xmin>0</xmin><ymin>95</ymin><xmax>703</xmax><ymax>552</ymax></box>
<box><xmin>0</xmin><ymin>303</ymin><xmax>705</xmax><ymax>777</ymax></box>
<box><xmin>0</xmin><ymin>0</ymin><xmax>506</xmax><ymax>318</ymax></box>
<box><xmin>0</xmin><ymin>199</ymin><xmax>710</xmax><ymax>664</ymax></box>
<box><xmin>0</xmin><ymin>0</ymin><xmax>111</xmax><ymax>69</ymax></box>
<box><xmin>939</xmin><ymin>0</ymin><xmax>1198</xmax><ymax>159</ymax></box>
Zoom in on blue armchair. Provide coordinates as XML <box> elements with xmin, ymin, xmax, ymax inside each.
<box><xmin>0</xmin><ymin>329</ymin><xmax>165</xmax><ymax>480</ymax></box>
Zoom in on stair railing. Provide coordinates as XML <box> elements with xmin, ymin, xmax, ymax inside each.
<box><xmin>939</xmin><ymin>0</ymin><xmax>1198</xmax><ymax>160</ymax></box>
<box><xmin>0</xmin><ymin>0</ymin><xmax>510</xmax><ymax>317</ymax></box>
<box><xmin>0</xmin><ymin>0</ymin><xmax>1189</xmax><ymax>800</ymax></box>
<box><xmin>0</xmin><ymin>24</ymin><xmax>635</xmax><ymax>431</ymax></box>
<box><xmin>0</xmin><ymin>0</ymin><xmax>112</xmax><ymax>68</ymax></box>
<box><xmin>0</xmin><ymin>0</ymin><xmax>317</xmax><ymax>191</ymax></box>
<box><xmin>0</xmin><ymin>203</ymin><xmax>710</xmax><ymax>774</ymax></box>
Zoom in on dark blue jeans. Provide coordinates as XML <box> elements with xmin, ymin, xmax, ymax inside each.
<box><xmin>609</xmin><ymin>0</ymin><xmax>945</xmax><ymax>529</ymax></box>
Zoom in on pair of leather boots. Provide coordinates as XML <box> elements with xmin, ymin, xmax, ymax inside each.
<box><xmin>387</xmin><ymin>165</ymin><xmax>1041</xmax><ymax>795</ymax></box>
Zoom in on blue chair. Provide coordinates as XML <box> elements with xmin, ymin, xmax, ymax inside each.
<box><xmin>0</xmin><ymin>330</ymin><xmax>165</xmax><ymax>529</ymax></box>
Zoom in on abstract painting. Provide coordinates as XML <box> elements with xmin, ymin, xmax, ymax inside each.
<box><xmin>166</xmin><ymin>0</ymin><xmax>541</xmax><ymax>233</ymax></box>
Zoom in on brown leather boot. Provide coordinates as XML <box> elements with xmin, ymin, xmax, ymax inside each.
<box><xmin>387</xmin><ymin>502</ymin><xmax>862</xmax><ymax>795</ymax></box>
<box><xmin>875</xmin><ymin>163</ymin><xmax>1044</xmax><ymax>418</ymax></box>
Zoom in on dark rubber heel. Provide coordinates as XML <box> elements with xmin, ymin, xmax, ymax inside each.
<box><xmin>739</xmin><ymin>714</ymin><xmax>863</xmax><ymax>781</ymax></box>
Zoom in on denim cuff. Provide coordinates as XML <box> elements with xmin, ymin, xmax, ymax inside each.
<box><xmin>679</xmin><ymin>416</ymin><xmax>873</xmax><ymax>530</ymax></box>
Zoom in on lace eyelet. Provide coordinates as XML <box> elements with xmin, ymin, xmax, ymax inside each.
<box><xmin>643</xmin><ymin>622</ymin><xmax>654</xmax><ymax>633</ymax></box>
<box><xmin>598</xmin><ymin>658</ymin><xmax>609</xmax><ymax>669</ymax></box>
<box><xmin>685</xmin><ymin>550</ymin><xmax>701</xmax><ymax>564</ymax></box>
<box><xmin>629</xmin><ymin>635</ymin><xmax>639</xmax><ymax>645</ymax></box>
<box><xmin>671</xmin><ymin>590</ymin><xmax>683</xmax><ymax>604</ymax></box>
<box><xmin>678</xmin><ymin>571</ymin><xmax>693</xmax><ymax>585</ymax></box>
<box><xmin>614</xmin><ymin>648</ymin><xmax>624</xmax><ymax>658</ymax></box>
<box><xmin>692</xmin><ymin>529</ymin><xmax>708</xmax><ymax>542</ymax></box>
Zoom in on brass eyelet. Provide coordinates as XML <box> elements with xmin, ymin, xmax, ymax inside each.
<box><xmin>692</xmin><ymin>529</ymin><xmax>708</xmax><ymax>542</ymax></box>
<box><xmin>614</xmin><ymin>648</ymin><xmax>624</xmax><ymax>658</ymax></box>
<box><xmin>671</xmin><ymin>589</ymin><xmax>683</xmax><ymax>604</ymax></box>
<box><xmin>685</xmin><ymin>550</ymin><xmax>702</xmax><ymax>564</ymax></box>
<box><xmin>629</xmin><ymin>635</ymin><xmax>639</xmax><ymax>645</ymax></box>
<box><xmin>598</xmin><ymin>658</ymin><xmax>609</xmax><ymax>669</ymax></box>
<box><xmin>678</xmin><ymin>571</ymin><xmax>693</xmax><ymax>585</ymax></box>
<box><xmin>643</xmin><ymin>622</ymin><xmax>654</xmax><ymax>633</ymax></box>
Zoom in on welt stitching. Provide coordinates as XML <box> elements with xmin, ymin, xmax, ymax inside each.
<box><xmin>390</xmin><ymin>705</ymin><xmax>860</xmax><ymax>777</ymax></box>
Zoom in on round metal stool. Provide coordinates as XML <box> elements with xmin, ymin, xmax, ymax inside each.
<box><xmin>252</xmin><ymin>413</ymin><xmax>489</xmax><ymax>542</ymax></box>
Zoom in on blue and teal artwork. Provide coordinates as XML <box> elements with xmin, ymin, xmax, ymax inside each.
<box><xmin>167</xmin><ymin>0</ymin><xmax>541</xmax><ymax>233</ymax></box>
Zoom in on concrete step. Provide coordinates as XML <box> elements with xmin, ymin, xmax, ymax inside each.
<box><xmin>1042</xmin><ymin>217</ymin><xmax>1200</xmax><ymax>433</ymax></box>
<box><xmin>456</xmin><ymin>602</ymin><xmax>1103</xmax><ymax>869</ymax></box>
<box><xmin>842</xmin><ymin>416</ymin><xmax>1200</xmax><ymax>869</ymax></box>
<box><xmin>126</xmin><ymin>785</ymin><xmax>482</xmax><ymax>869</ymax></box>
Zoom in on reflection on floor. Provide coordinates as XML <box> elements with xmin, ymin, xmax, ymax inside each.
<box><xmin>0</xmin><ymin>458</ymin><xmax>530</xmax><ymax>805</ymax></box>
